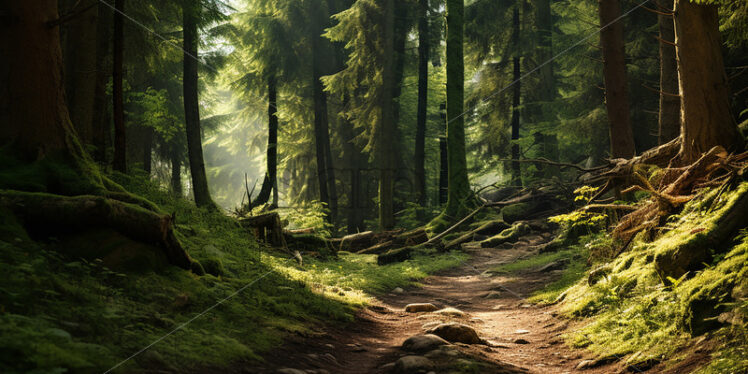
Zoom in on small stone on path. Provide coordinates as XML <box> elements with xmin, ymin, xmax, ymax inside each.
<box><xmin>514</xmin><ymin>338</ymin><xmax>530</xmax><ymax>344</ymax></box>
<box><xmin>405</xmin><ymin>303</ymin><xmax>439</xmax><ymax>313</ymax></box>
<box><xmin>514</xmin><ymin>329</ymin><xmax>530</xmax><ymax>334</ymax></box>
<box><xmin>402</xmin><ymin>334</ymin><xmax>449</xmax><ymax>353</ymax></box>
<box><xmin>427</xmin><ymin>322</ymin><xmax>483</xmax><ymax>344</ymax></box>
<box><xmin>393</xmin><ymin>355</ymin><xmax>434</xmax><ymax>374</ymax></box>
<box><xmin>392</xmin><ymin>287</ymin><xmax>404</xmax><ymax>293</ymax></box>
<box><xmin>434</xmin><ymin>307</ymin><xmax>465</xmax><ymax>317</ymax></box>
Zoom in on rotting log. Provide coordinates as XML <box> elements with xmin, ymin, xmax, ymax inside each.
<box><xmin>0</xmin><ymin>191</ymin><xmax>193</xmax><ymax>270</ymax></box>
<box><xmin>444</xmin><ymin>220</ymin><xmax>511</xmax><ymax>250</ymax></box>
<box><xmin>240</xmin><ymin>212</ymin><xmax>287</xmax><ymax>247</ymax></box>
<box><xmin>377</xmin><ymin>246</ymin><xmax>413</xmax><ymax>265</ymax></box>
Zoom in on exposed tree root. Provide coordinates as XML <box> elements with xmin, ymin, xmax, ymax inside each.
<box><xmin>0</xmin><ymin>190</ymin><xmax>193</xmax><ymax>270</ymax></box>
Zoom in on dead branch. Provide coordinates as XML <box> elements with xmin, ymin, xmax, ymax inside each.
<box><xmin>425</xmin><ymin>204</ymin><xmax>487</xmax><ymax>246</ymax></box>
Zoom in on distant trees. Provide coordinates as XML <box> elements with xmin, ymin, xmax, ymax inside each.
<box><xmin>656</xmin><ymin>0</ymin><xmax>679</xmax><ymax>145</ymax></box>
<box><xmin>112</xmin><ymin>0</ymin><xmax>127</xmax><ymax>172</ymax></box>
<box><xmin>415</xmin><ymin>0</ymin><xmax>430</xmax><ymax>208</ymax></box>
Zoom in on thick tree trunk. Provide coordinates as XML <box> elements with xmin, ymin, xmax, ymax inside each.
<box><xmin>674</xmin><ymin>0</ymin><xmax>743</xmax><ymax>163</ymax></box>
<box><xmin>444</xmin><ymin>0</ymin><xmax>471</xmax><ymax>217</ymax></box>
<box><xmin>598</xmin><ymin>0</ymin><xmax>636</xmax><ymax>159</ymax></box>
<box><xmin>183</xmin><ymin>2</ymin><xmax>216</xmax><ymax>209</ymax></box>
<box><xmin>63</xmin><ymin>0</ymin><xmax>99</xmax><ymax>146</ymax></box>
<box><xmin>92</xmin><ymin>2</ymin><xmax>111</xmax><ymax>164</ymax></box>
<box><xmin>0</xmin><ymin>1</ymin><xmax>78</xmax><ymax>161</ymax></box>
<box><xmin>510</xmin><ymin>6</ymin><xmax>522</xmax><ymax>186</ymax></box>
<box><xmin>379</xmin><ymin>0</ymin><xmax>396</xmax><ymax>230</ymax></box>
<box><xmin>657</xmin><ymin>0</ymin><xmax>680</xmax><ymax>145</ymax></box>
<box><xmin>535</xmin><ymin>0</ymin><xmax>560</xmax><ymax>177</ymax></box>
<box><xmin>252</xmin><ymin>76</ymin><xmax>278</xmax><ymax>207</ymax></box>
<box><xmin>415</xmin><ymin>0</ymin><xmax>430</xmax><ymax>208</ymax></box>
<box><xmin>171</xmin><ymin>146</ymin><xmax>182</xmax><ymax>197</ymax></box>
<box><xmin>112</xmin><ymin>0</ymin><xmax>127</xmax><ymax>172</ymax></box>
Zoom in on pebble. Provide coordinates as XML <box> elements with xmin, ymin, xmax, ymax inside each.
<box><xmin>405</xmin><ymin>303</ymin><xmax>439</xmax><ymax>313</ymax></box>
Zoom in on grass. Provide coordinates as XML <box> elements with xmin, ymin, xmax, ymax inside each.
<box><xmin>0</xmin><ymin>173</ymin><xmax>466</xmax><ymax>374</ymax></box>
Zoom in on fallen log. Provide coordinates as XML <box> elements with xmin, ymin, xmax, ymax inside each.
<box><xmin>0</xmin><ymin>191</ymin><xmax>193</xmax><ymax>270</ymax></box>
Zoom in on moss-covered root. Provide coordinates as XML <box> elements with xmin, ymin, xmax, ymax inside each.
<box><xmin>444</xmin><ymin>219</ymin><xmax>510</xmax><ymax>250</ymax></box>
<box><xmin>655</xmin><ymin>182</ymin><xmax>748</xmax><ymax>280</ymax></box>
<box><xmin>0</xmin><ymin>190</ymin><xmax>193</xmax><ymax>270</ymax></box>
<box><xmin>480</xmin><ymin>222</ymin><xmax>531</xmax><ymax>248</ymax></box>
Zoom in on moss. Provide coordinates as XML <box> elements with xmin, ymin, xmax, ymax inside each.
<box><xmin>201</xmin><ymin>258</ymin><xmax>225</xmax><ymax>277</ymax></box>
<box><xmin>479</xmin><ymin>222</ymin><xmax>530</xmax><ymax>248</ymax></box>
<box><xmin>500</xmin><ymin>202</ymin><xmax>531</xmax><ymax>223</ymax></box>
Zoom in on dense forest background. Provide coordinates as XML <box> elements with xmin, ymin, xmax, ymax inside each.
<box><xmin>50</xmin><ymin>0</ymin><xmax>748</xmax><ymax>231</ymax></box>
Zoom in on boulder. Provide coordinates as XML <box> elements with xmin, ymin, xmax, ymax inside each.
<box><xmin>402</xmin><ymin>334</ymin><xmax>449</xmax><ymax>353</ymax></box>
<box><xmin>434</xmin><ymin>307</ymin><xmax>466</xmax><ymax>317</ymax></box>
<box><xmin>426</xmin><ymin>322</ymin><xmax>483</xmax><ymax>344</ymax></box>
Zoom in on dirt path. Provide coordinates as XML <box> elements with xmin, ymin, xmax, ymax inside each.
<box><xmin>252</xmin><ymin>233</ymin><xmax>629</xmax><ymax>374</ymax></box>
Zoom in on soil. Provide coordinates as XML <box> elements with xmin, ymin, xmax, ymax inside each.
<box><xmin>244</xmin><ymin>228</ymin><xmax>711</xmax><ymax>374</ymax></box>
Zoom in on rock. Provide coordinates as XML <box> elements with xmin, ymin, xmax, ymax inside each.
<box><xmin>491</xmin><ymin>304</ymin><xmax>507</xmax><ymax>310</ymax></box>
<box><xmin>536</xmin><ymin>259</ymin><xmax>568</xmax><ymax>272</ymax></box>
<box><xmin>402</xmin><ymin>334</ymin><xmax>450</xmax><ymax>353</ymax></box>
<box><xmin>513</xmin><ymin>338</ymin><xmax>530</xmax><ymax>344</ymax></box>
<box><xmin>434</xmin><ymin>307</ymin><xmax>465</xmax><ymax>317</ymax></box>
<box><xmin>421</xmin><ymin>321</ymin><xmax>442</xmax><ymax>330</ymax></box>
<box><xmin>576</xmin><ymin>359</ymin><xmax>596</xmax><ymax>369</ymax></box>
<box><xmin>380</xmin><ymin>362</ymin><xmax>396</xmax><ymax>371</ymax></box>
<box><xmin>393</xmin><ymin>356</ymin><xmax>434</xmax><ymax>374</ymax></box>
<box><xmin>514</xmin><ymin>329</ymin><xmax>530</xmax><ymax>334</ymax></box>
<box><xmin>483</xmin><ymin>291</ymin><xmax>502</xmax><ymax>299</ymax></box>
<box><xmin>277</xmin><ymin>369</ymin><xmax>306</xmax><ymax>374</ymax></box>
<box><xmin>427</xmin><ymin>322</ymin><xmax>483</xmax><ymax>344</ymax></box>
<box><xmin>405</xmin><ymin>303</ymin><xmax>438</xmax><ymax>313</ymax></box>
<box><xmin>480</xmin><ymin>222</ymin><xmax>531</xmax><ymax>248</ymax></box>
<box><xmin>393</xmin><ymin>287</ymin><xmax>404</xmax><ymax>294</ymax></box>
<box><xmin>424</xmin><ymin>345</ymin><xmax>461</xmax><ymax>359</ymax></box>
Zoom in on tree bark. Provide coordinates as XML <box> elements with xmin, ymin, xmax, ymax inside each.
<box><xmin>535</xmin><ymin>0</ymin><xmax>560</xmax><ymax>177</ymax></box>
<box><xmin>0</xmin><ymin>0</ymin><xmax>77</xmax><ymax>161</ymax></box>
<box><xmin>444</xmin><ymin>0</ymin><xmax>471</xmax><ymax>217</ymax></box>
<box><xmin>142</xmin><ymin>125</ymin><xmax>153</xmax><ymax>175</ymax></box>
<box><xmin>379</xmin><ymin>0</ymin><xmax>396</xmax><ymax>230</ymax></box>
<box><xmin>182</xmin><ymin>1</ymin><xmax>216</xmax><ymax>209</ymax></box>
<box><xmin>92</xmin><ymin>1</ymin><xmax>111</xmax><ymax>164</ymax></box>
<box><xmin>439</xmin><ymin>103</ymin><xmax>448</xmax><ymax>205</ymax></box>
<box><xmin>252</xmin><ymin>76</ymin><xmax>278</xmax><ymax>207</ymax></box>
<box><xmin>312</xmin><ymin>46</ymin><xmax>335</xmax><ymax>222</ymax></box>
<box><xmin>510</xmin><ymin>5</ymin><xmax>522</xmax><ymax>186</ymax></box>
<box><xmin>340</xmin><ymin>112</ymin><xmax>365</xmax><ymax>234</ymax></box>
<box><xmin>63</xmin><ymin>0</ymin><xmax>99</xmax><ymax>146</ymax></box>
<box><xmin>112</xmin><ymin>0</ymin><xmax>127</xmax><ymax>172</ymax></box>
<box><xmin>415</xmin><ymin>0</ymin><xmax>430</xmax><ymax>208</ymax></box>
<box><xmin>171</xmin><ymin>145</ymin><xmax>182</xmax><ymax>197</ymax></box>
<box><xmin>657</xmin><ymin>0</ymin><xmax>679</xmax><ymax>145</ymax></box>
<box><xmin>673</xmin><ymin>0</ymin><xmax>743</xmax><ymax>163</ymax></box>
<box><xmin>598</xmin><ymin>0</ymin><xmax>636</xmax><ymax>158</ymax></box>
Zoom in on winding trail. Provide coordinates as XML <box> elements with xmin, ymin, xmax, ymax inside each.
<box><xmin>253</xmin><ymin>230</ymin><xmax>625</xmax><ymax>374</ymax></box>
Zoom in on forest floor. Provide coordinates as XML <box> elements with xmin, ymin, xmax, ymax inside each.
<box><xmin>248</xmin><ymin>225</ymin><xmax>710</xmax><ymax>374</ymax></box>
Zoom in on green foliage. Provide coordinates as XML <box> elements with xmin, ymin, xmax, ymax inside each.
<box><xmin>283</xmin><ymin>200</ymin><xmax>334</xmax><ymax>238</ymax></box>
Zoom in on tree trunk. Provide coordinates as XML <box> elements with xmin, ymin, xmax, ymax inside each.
<box><xmin>63</xmin><ymin>0</ymin><xmax>99</xmax><ymax>146</ymax></box>
<box><xmin>171</xmin><ymin>146</ymin><xmax>182</xmax><ymax>197</ymax></box>
<box><xmin>340</xmin><ymin>112</ymin><xmax>365</xmax><ymax>234</ymax></box>
<box><xmin>142</xmin><ymin>126</ymin><xmax>153</xmax><ymax>175</ymax></box>
<box><xmin>657</xmin><ymin>0</ymin><xmax>680</xmax><ymax>145</ymax></box>
<box><xmin>535</xmin><ymin>0</ymin><xmax>559</xmax><ymax>177</ymax></box>
<box><xmin>0</xmin><ymin>1</ymin><xmax>79</xmax><ymax>161</ymax></box>
<box><xmin>415</xmin><ymin>0</ymin><xmax>430</xmax><ymax>208</ymax></box>
<box><xmin>444</xmin><ymin>0</ymin><xmax>471</xmax><ymax>217</ymax></box>
<box><xmin>312</xmin><ymin>50</ymin><xmax>334</xmax><ymax>222</ymax></box>
<box><xmin>252</xmin><ymin>76</ymin><xmax>278</xmax><ymax>207</ymax></box>
<box><xmin>92</xmin><ymin>1</ymin><xmax>111</xmax><ymax>164</ymax></box>
<box><xmin>439</xmin><ymin>103</ymin><xmax>448</xmax><ymax>205</ymax></box>
<box><xmin>510</xmin><ymin>5</ymin><xmax>522</xmax><ymax>186</ymax></box>
<box><xmin>379</xmin><ymin>0</ymin><xmax>396</xmax><ymax>230</ymax></box>
<box><xmin>598</xmin><ymin>0</ymin><xmax>636</xmax><ymax>159</ymax></box>
<box><xmin>674</xmin><ymin>0</ymin><xmax>743</xmax><ymax>163</ymax></box>
<box><xmin>112</xmin><ymin>0</ymin><xmax>127</xmax><ymax>172</ymax></box>
<box><xmin>183</xmin><ymin>1</ymin><xmax>216</xmax><ymax>209</ymax></box>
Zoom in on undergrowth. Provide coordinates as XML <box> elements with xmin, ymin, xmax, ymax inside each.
<box><xmin>0</xmin><ymin>173</ymin><xmax>465</xmax><ymax>374</ymax></box>
<box><xmin>554</xmin><ymin>183</ymin><xmax>748</xmax><ymax>369</ymax></box>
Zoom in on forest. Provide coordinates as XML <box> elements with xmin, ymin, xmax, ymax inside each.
<box><xmin>0</xmin><ymin>0</ymin><xmax>747</xmax><ymax>373</ymax></box>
